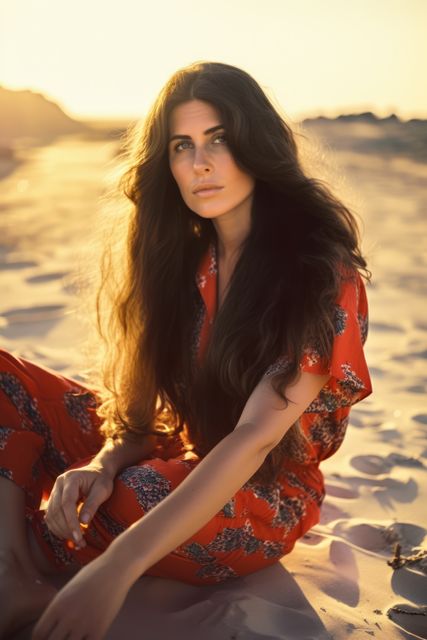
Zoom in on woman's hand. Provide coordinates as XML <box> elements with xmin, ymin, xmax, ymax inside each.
<box><xmin>32</xmin><ymin>550</ymin><xmax>132</xmax><ymax>640</ymax></box>
<box><xmin>44</xmin><ymin>463</ymin><xmax>114</xmax><ymax>548</ymax></box>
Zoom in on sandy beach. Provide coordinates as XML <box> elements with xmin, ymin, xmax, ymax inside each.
<box><xmin>1</xmin><ymin>122</ymin><xmax>426</xmax><ymax>639</ymax></box>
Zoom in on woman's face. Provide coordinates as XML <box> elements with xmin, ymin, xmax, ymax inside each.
<box><xmin>168</xmin><ymin>100</ymin><xmax>255</xmax><ymax>221</ymax></box>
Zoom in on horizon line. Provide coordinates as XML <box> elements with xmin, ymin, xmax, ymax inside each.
<box><xmin>1</xmin><ymin>83</ymin><xmax>426</xmax><ymax>124</ymax></box>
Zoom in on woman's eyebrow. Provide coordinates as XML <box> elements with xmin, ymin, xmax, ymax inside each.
<box><xmin>169</xmin><ymin>124</ymin><xmax>224</xmax><ymax>143</ymax></box>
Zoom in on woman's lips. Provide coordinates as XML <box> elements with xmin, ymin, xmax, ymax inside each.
<box><xmin>194</xmin><ymin>187</ymin><xmax>224</xmax><ymax>197</ymax></box>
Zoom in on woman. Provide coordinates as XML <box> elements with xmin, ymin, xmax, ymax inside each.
<box><xmin>0</xmin><ymin>61</ymin><xmax>372</xmax><ymax>639</ymax></box>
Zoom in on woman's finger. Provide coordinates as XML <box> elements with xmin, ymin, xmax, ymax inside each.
<box><xmin>44</xmin><ymin>476</ymin><xmax>71</xmax><ymax>540</ymax></box>
<box><xmin>61</xmin><ymin>479</ymin><xmax>85</xmax><ymax>546</ymax></box>
<box><xmin>32</xmin><ymin>609</ymin><xmax>59</xmax><ymax>640</ymax></box>
<box><xmin>79</xmin><ymin>477</ymin><xmax>113</xmax><ymax>525</ymax></box>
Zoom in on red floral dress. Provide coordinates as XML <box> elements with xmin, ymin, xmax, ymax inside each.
<box><xmin>194</xmin><ymin>242</ymin><xmax>371</xmax><ymax>463</ymax></box>
<box><xmin>0</xmin><ymin>243</ymin><xmax>371</xmax><ymax>585</ymax></box>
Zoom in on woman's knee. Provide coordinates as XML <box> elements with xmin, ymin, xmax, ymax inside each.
<box><xmin>104</xmin><ymin>458</ymin><xmax>192</xmax><ymax>526</ymax></box>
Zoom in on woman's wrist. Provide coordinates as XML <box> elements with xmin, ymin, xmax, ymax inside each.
<box><xmin>92</xmin><ymin>434</ymin><xmax>158</xmax><ymax>478</ymax></box>
<box><xmin>90</xmin><ymin>440</ymin><xmax>121</xmax><ymax>478</ymax></box>
<box><xmin>105</xmin><ymin>530</ymin><xmax>149</xmax><ymax>585</ymax></box>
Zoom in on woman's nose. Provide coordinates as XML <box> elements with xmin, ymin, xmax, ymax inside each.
<box><xmin>193</xmin><ymin>147</ymin><xmax>212</xmax><ymax>172</ymax></box>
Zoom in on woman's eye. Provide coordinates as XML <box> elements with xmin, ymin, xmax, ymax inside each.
<box><xmin>213</xmin><ymin>134</ymin><xmax>227</xmax><ymax>144</ymax></box>
<box><xmin>174</xmin><ymin>141</ymin><xmax>192</xmax><ymax>152</ymax></box>
<box><xmin>173</xmin><ymin>134</ymin><xmax>227</xmax><ymax>153</ymax></box>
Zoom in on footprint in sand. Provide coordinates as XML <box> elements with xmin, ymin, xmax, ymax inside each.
<box><xmin>324</xmin><ymin>481</ymin><xmax>359</xmax><ymax>499</ymax></box>
<box><xmin>383</xmin><ymin>522</ymin><xmax>426</xmax><ymax>550</ymax></box>
<box><xmin>0</xmin><ymin>259</ymin><xmax>38</xmax><ymax>270</ymax></box>
<box><xmin>333</xmin><ymin>521</ymin><xmax>389</xmax><ymax>552</ymax></box>
<box><xmin>333</xmin><ymin>520</ymin><xmax>426</xmax><ymax>555</ymax></box>
<box><xmin>378</xmin><ymin>423</ymin><xmax>402</xmax><ymax>441</ymax></box>
<box><xmin>350</xmin><ymin>455</ymin><xmax>392</xmax><ymax>475</ymax></box>
<box><xmin>369</xmin><ymin>366</ymin><xmax>386</xmax><ymax>378</ymax></box>
<box><xmin>325</xmin><ymin>540</ymin><xmax>359</xmax><ymax>607</ymax></box>
<box><xmin>412</xmin><ymin>413</ymin><xmax>427</xmax><ymax>425</ymax></box>
<box><xmin>387</xmin><ymin>453</ymin><xmax>424</xmax><ymax>468</ymax></box>
<box><xmin>391</xmin><ymin>566</ymin><xmax>427</xmax><ymax>607</ymax></box>
<box><xmin>370</xmin><ymin>322</ymin><xmax>405</xmax><ymax>333</ymax></box>
<box><xmin>387</xmin><ymin>604</ymin><xmax>427</xmax><ymax>639</ymax></box>
<box><xmin>0</xmin><ymin>304</ymin><xmax>66</xmax><ymax>325</ymax></box>
<box><xmin>346</xmin><ymin>453</ymin><xmax>422</xmax><ymax>508</ymax></box>
<box><xmin>350</xmin><ymin>452</ymin><xmax>424</xmax><ymax>476</ymax></box>
<box><xmin>395</xmin><ymin>349</ymin><xmax>427</xmax><ymax>361</ymax></box>
<box><xmin>26</xmin><ymin>271</ymin><xmax>68</xmax><ymax>284</ymax></box>
<box><xmin>318</xmin><ymin>500</ymin><xmax>350</xmax><ymax>526</ymax></box>
<box><xmin>404</xmin><ymin>384</ymin><xmax>427</xmax><ymax>394</ymax></box>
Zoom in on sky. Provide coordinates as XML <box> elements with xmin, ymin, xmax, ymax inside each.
<box><xmin>1</xmin><ymin>0</ymin><xmax>426</xmax><ymax>122</ymax></box>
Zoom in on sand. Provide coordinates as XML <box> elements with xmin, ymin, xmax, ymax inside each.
<box><xmin>1</xmin><ymin>128</ymin><xmax>426</xmax><ymax>639</ymax></box>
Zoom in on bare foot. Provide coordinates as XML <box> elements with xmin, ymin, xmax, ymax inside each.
<box><xmin>0</xmin><ymin>551</ymin><xmax>57</xmax><ymax>639</ymax></box>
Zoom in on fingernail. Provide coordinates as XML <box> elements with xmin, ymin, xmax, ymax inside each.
<box><xmin>80</xmin><ymin>512</ymin><xmax>89</xmax><ymax>524</ymax></box>
<box><xmin>72</xmin><ymin>530</ymin><xmax>81</xmax><ymax>543</ymax></box>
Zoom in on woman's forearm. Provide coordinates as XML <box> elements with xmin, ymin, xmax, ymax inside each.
<box><xmin>106</xmin><ymin>423</ymin><xmax>270</xmax><ymax>585</ymax></box>
<box><xmin>91</xmin><ymin>433</ymin><xmax>159</xmax><ymax>477</ymax></box>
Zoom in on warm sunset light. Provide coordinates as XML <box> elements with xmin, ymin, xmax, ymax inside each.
<box><xmin>1</xmin><ymin>0</ymin><xmax>426</xmax><ymax>121</ymax></box>
<box><xmin>1</xmin><ymin>2</ymin><xmax>426</xmax><ymax>637</ymax></box>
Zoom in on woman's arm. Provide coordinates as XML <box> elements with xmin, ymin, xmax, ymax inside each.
<box><xmin>90</xmin><ymin>433</ymin><xmax>159</xmax><ymax>477</ymax></box>
<box><xmin>108</xmin><ymin>370</ymin><xmax>330</xmax><ymax>584</ymax></box>
<box><xmin>44</xmin><ymin>433</ymin><xmax>159</xmax><ymax>545</ymax></box>
<box><xmin>33</xmin><ymin>370</ymin><xmax>329</xmax><ymax>639</ymax></box>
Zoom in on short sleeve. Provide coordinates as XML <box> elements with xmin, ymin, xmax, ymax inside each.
<box><xmin>300</xmin><ymin>271</ymin><xmax>372</xmax><ymax>405</ymax></box>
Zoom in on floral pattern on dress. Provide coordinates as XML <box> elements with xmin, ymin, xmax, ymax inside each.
<box><xmin>283</xmin><ymin>471</ymin><xmax>325</xmax><ymax>506</ymax></box>
<box><xmin>244</xmin><ymin>481</ymin><xmax>282</xmax><ymax>514</ymax></box>
<box><xmin>339</xmin><ymin>364</ymin><xmax>366</xmax><ymax>393</ymax></box>
<box><xmin>207</xmin><ymin>522</ymin><xmax>263</xmax><ymax>555</ymax></box>
<box><xmin>187</xmin><ymin>246</ymin><xmax>371</xmax><ymax>515</ymax></box>
<box><xmin>196</xmin><ymin>562</ymin><xmax>239</xmax><ymax>581</ymax></box>
<box><xmin>242</xmin><ymin>480</ymin><xmax>314</xmax><ymax>534</ymax></box>
<box><xmin>334</xmin><ymin>305</ymin><xmax>348</xmax><ymax>336</ymax></box>
<box><xmin>300</xmin><ymin>345</ymin><xmax>322</xmax><ymax>369</ymax></box>
<box><xmin>207</xmin><ymin>243</ymin><xmax>218</xmax><ymax>277</ymax></box>
<box><xmin>118</xmin><ymin>464</ymin><xmax>172</xmax><ymax>512</ymax></box>
<box><xmin>0</xmin><ymin>426</ymin><xmax>13</xmax><ymax>450</ymax></box>
<box><xmin>175</xmin><ymin>541</ymin><xmax>240</xmax><ymax>581</ymax></box>
<box><xmin>177</xmin><ymin>518</ymin><xmax>284</xmax><ymax>581</ymax></box>
<box><xmin>220</xmin><ymin>497</ymin><xmax>236</xmax><ymax>518</ymax></box>
<box><xmin>308</xmin><ymin>414</ymin><xmax>349</xmax><ymax>458</ymax></box>
<box><xmin>0</xmin><ymin>372</ymin><xmax>68</xmax><ymax>475</ymax></box>
<box><xmin>263</xmin><ymin>355</ymin><xmax>292</xmax><ymax>378</ymax></box>
<box><xmin>273</xmin><ymin>495</ymin><xmax>307</xmax><ymax>531</ymax></box>
<box><xmin>209</xmin><ymin>521</ymin><xmax>284</xmax><ymax>559</ymax></box>
<box><xmin>358</xmin><ymin>312</ymin><xmax>369</xmax><ymax>344</ymax></box>
<box><xmin>63</xmin><ymin>390</ymin><xmax>97</xmax><ymax>433</ymax></box>
<box><xmin>195</xmin><ymin>274</ymin><xmax>207</xmax><ymax>289</ymax></box>
<box><xmin>0</xmin><ymin>467</ymin><xmax>13</xmax><ymax>481</ymax></box>
<box><xmin>95</xmin><ymin>507</ymin><xmax>126</xmax><ymax>538</ymax></box>
<box><xmin>305</xmin><ymin>385</ymin><xmax>356</xmax><ymax>413</ymax></box>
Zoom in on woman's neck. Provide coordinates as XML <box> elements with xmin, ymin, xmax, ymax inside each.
<box><xmin>213</xmin><ymin>205</ymin><xmax>251</xmax><ymax>265</ymax></box>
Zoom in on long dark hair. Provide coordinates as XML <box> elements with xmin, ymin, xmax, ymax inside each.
<box><xmin>93</xmin><ymin>61</ymin><xmax>369</xmax><ymax>484</ymax></box>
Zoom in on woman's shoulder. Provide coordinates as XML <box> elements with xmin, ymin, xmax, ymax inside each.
<box><xmin>335</xmin><ymin>265</ymin><xmax>369</xmax><ymax>320</ymax></box>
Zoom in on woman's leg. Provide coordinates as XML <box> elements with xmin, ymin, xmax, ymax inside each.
<box><xmin>74</xmin><ymin>453</ymin><xmax>310</xmax><ymax>586</ymax></box>
<box><xmin>0</xmin><ymin>477</ymin><xmax>58</xmax><ymax>638</ymax></box>
<box><xmin>0</xmin><ymin>348</ymin><xmax>103</xmax><ymax>636</ymax></box>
